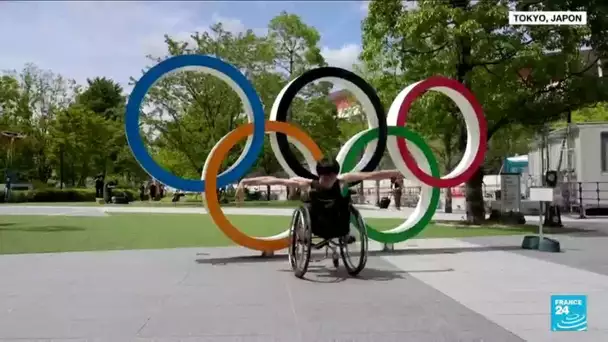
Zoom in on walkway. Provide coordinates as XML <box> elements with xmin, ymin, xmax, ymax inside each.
<box><xmin>1</xmin><ymin>237</ymin><xmax>607</xmax><ymax>341</ymax></box>
<box><xmin>3</xmin><ymin>204</ymin><xmax>608</xmax><ymax>226</ymax></box>
<box><xmin>1</xmin><ymin>205</ymin><xmax>608</xmax><ymax>340</ymax></box>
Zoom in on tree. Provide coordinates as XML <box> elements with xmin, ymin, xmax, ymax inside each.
<box><xmin>48</xmin><ymin>104</ymin><xmax>111</xmax><ymax>186</ymax></box>
<box><xmin>0</xmin><ymin>64</ymin><xmax>79</xmax><ymax>183</ymax></box>
<box><xmin>139</xmin><ymin>23</ymin><xmax>274</xmax><ymax>179</ymax></box>
<box><xmin>266</xmin><ymin>12</ymin><xmax>340</xmax><ymax>161</ymax></box>
<box><xmin>253</xmin><ymin>12</ymin><xmax>341</xmax><ymax>199</ymax></box>
<box><xmin>554</xmin><ymin>102</ymin><xmax>608</xmax><ymax>128</ymax></box>
<box><xmin>0</xmin><ymin>76</ymin><xmax>21</xmax><ymax>121</ymax></box>
<box><xmin>77</xmin><ymin>77</ymin><xmax>124</xmax><ymax>120</ymax></box>
<box><xmin>268</xmin><ymin>11</ymin><xmax>326</xmax><ymax>77</ymax></box>
<box><xmin>361</xmin><ymin>0</ymin><xmax>608</xmax><ymax>223</ymax></box>
<box><xmin>76</xmin><ymin>77</ymin><xmax>127</xmax><ymax>178</ymax></box>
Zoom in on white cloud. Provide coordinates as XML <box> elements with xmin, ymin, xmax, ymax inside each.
<box><xmin>359</xmin><ymin>1</ymin><xmax>371</xmax><ymax>14</ymax></box>
<box><xmin>211</xmin><ymin>13</ymin><xmax>246</xmax><ymax>34</ymax></box>
<box><xmin>1</xmin><ymin>1</ymin><xmax>363</xmax><ymax>99</ymax></box>
<box><xmin>0</xmin><ymin>2</ymin><xmax>247</xmax><ymax>91</ymax></box>
<box><xmin>403</xmin><ymin>1</ymin><xmax>420</xmax><ymax>10</ymax></box>
<box><xmin>321</xmin><ymin>44</ymin><xmax>362</xmax><ymax>70</ymax></box>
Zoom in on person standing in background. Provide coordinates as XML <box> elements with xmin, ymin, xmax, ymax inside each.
<box><xmin>391</xmin><ymin>177</ymin><xmax>403</xmax><ymax>210</ymax></box>
<box><xmin>139</xmin><ymin>183</ymin><xmax>145</xmax><ymax>201</ymax></box>
<box><xmin>94</xmin><ymin>174</ymin><xmax>104</xmax><ymax>198</ymax></box>
<box><xmin>149</xmin><ymin>181</ymin><xmax>157</xmax><ymax>201</ymax></box>
<box><xmin>103</xmin><ymin>180</ymin><xmax>113</xmax><ymax>203</ymax></box>
<box><xmin>4</xmin><ymin>176</ymin><xmax>11</xmax><ymax>202</ymax></box>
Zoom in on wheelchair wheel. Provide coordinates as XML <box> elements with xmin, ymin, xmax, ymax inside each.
<box><xmin>339</xmin><ymin>206</ymin><xmax>368</xmax><ymax>276</ymax></box>
<box><xmin>289</xmin><ymin>205</ymin><xmax>312</xmax><ymax>278</ymax></box>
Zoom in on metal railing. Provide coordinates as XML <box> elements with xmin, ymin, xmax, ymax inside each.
<box><xmin>249</xmin><ymin>179</ymin><xmax>608</xmax><ymax>217</ymax></box>
<box><xmin>570</xmin><ymin>181</ymin><xmax>608</xmax><ymax>218</ymax></box>
<box><xmin>254</xmin><ymin>183</ymin><xmax>503</xmax><ymax>211</ymax></box>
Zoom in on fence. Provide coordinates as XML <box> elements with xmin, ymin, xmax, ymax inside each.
<box><xmin>516</xmin><ymin>179</ymin><xmax>608</xmax><ymax>218</ymax></box>
<box><xmin>250</xmin><ymin>182</ymin><xmax>503</xmax><ymax>211</ymax></box>
<box><xmin>565</xmin><ymin>182</ymin><xmax>608</xmax><ymax>217</ymax></box>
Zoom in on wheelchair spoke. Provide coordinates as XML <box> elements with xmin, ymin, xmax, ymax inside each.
<box><xmin>340</xmin><ymin>206</ymin><xmax>368</xmax><ymax>276</ymax></box>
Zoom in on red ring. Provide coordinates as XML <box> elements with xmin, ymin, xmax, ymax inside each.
<box><xmin>396</xmin><ymin>76</ymin><xmax>487</xmax><ymax>188</ymax></box>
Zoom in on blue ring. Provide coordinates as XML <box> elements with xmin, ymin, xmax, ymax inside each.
<box><xmin>125</xmin><ymin>55</ymin><xmax>265</xmax><ymax>192</ymax></box>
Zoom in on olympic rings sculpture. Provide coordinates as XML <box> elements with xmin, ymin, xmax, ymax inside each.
<box><xmin>125</xmin><ymin>54</ymin><xmax>487</xmax><ymax>252</ymax></box>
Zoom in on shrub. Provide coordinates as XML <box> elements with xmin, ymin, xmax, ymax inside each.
<box><xmin>0</xmin><ymin>188</ymin><xmax>95</xmax><ymax>203</ymax></box>
<box><xmin>3</xmin><ymin>190</ymin><xmax>29</xmax><ymax>203</ymax></box>
<box><xmin>243</xmin><ymin>188</ymin><xmax>262</xmax><ymax>201</ymax></box>
<box><xmin>112</xmin><ymin>187</ymin><xmax>138</xmax><ymax>202</ymax></box>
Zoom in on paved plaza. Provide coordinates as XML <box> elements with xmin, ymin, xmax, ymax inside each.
<box><xmin>1</xmin><ymin>205</ymin><xmax>607</xmax><ymax>341</ymax></box>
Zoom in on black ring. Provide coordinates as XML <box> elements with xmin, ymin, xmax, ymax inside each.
<box><xmin>273</xmin><ymin>67</ymin><xmax>387</xmax><ymax>183</ymax></box>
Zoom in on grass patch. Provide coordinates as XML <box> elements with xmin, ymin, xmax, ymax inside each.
<box><xmin>0</xmin><ymin>214</ymin><xmax>536</xmax><ymax>255</ymax></box>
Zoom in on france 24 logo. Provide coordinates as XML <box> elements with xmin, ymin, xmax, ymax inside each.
<box><xmin>551</xmin><ymin>295</ymin><xmax>587</xmax><ymax>331</ymax></box>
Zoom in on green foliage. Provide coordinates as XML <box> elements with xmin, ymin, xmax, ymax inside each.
<box><xmin>362</xmin><ymin>0</ymin><xmax>608</xmax><ymax>139</ymax></box>
<box><xmin>1</xmin><ymin>12</ymin><xmax>348</xmax><ymax>191</ymax></box>
<box><xmin>4</xmin><ymin>188</ymin><xmax>96</xmax><ymax>203</ymax></box>
<box><xmin>553</xmin><ymin>102</ymin><xmax>608</xmax><ymax>129</ymax></box>
<box><xmin>140</xmin><ymin>12</ymin><xmax>342</xmax><ymax>180</ymax></box>
<box><xmin>0</xmin><ymin>64</ymin><xmax>147</xmax><ymax>188</ymax></box>
<box><xmin>268</xmin><ymin>11</ymin><xmax>326</xmax><ymax>76</ymax></box>
<box><xmin>361</xmin><ymin>0</ymin><xmax>608</xmax><ymax>221</ymax></box>
<box><xmin>77</xmin><ymin>77</ymin><xmax>124</xmax><ymax>120</ymax></box>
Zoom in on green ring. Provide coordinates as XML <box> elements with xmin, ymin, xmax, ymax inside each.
<box><xmin>342</xmin><ymin>126</ymin><xmax>440</xmax><ymax>243</ymax></box>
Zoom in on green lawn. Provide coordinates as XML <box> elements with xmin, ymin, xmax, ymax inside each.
<box><xmin>0</xmin><ymin>213</ymin><xmax>537</xmax><ymax>255</ymax></box>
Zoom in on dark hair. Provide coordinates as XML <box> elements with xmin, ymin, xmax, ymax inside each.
<box><xmin>316</xmin><ymin>157</ymin><xmax>340</xmax><ymax>176</ymax></box>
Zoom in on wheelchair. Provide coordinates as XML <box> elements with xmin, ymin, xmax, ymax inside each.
<box><xmin>288</xmin><ymin>203</ymin><xmax>368</xmax><ymax>279</ymax></box>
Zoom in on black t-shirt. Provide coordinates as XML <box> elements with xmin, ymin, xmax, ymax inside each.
<box><xmin>308</xmin><ymin>180</ymin><xmax>351</xmax><ymax>231</ymax></box>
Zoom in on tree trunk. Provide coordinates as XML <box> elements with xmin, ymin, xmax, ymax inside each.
<box><xmin>266</xmin><ymin>184</ymin><xmax>271</xmax><ymax>201</ymax></box>
<box><xmin>465</xmin><ymin>167</ymin><xmax>485</xmax><ymax>224</ymax></box>
<box><xmin>445</xmin><ymin>188</ymin><xmax>453</xmax><ymax>213</ymax></box>
<box><xmin>59</xmin><ymin>146</ymin><xmax>64</xmax><ymax>190</ymax></box>
<box><xmin>448</xmin><ymin>0</ymin><xmax>480</xmax><ymax>222</ymax></box>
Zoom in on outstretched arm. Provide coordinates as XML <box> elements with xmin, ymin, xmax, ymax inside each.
<box><xmin>338</xmin><ymin>170</ymin><xmax>403</xmax><ymax>183</ymax></box>
<box><xmin>238</xmin><ymin>176</ymin><xmax>311</xmax><ymax>188</ymax></box>
<box><xmin>235</xmin><ymin>176</ymin><xmax>312</xmax><ymax>203</ymax></box>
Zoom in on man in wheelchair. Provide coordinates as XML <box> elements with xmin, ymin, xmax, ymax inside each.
<box><xmin>236</xmin><ymin>157</ymin><xmax>403</xmax><ymax>241</ymax></box>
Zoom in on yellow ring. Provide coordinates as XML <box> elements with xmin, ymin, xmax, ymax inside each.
<box><xmin>203</xmin><ymin>121</ymin><xmax>323</xmax><ymax>251</ymax></box>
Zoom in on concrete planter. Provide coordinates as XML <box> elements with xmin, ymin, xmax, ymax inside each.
<box><xmin>521</xmin><ymin>235</ymin><xmax>561</xmax><ymax>252</ymax></box>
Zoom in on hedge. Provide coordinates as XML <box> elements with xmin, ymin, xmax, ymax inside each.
<box><xmin>0</xmin><ymin>187</ymin><xmax>139</xmax><ymax>203</ymax></box>
<box><xmin>0</xmin><ymin>187</ymin><xmax>271</xmax><ymax>204</ymax></box>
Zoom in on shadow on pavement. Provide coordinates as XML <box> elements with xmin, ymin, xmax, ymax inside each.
<box><xmin>368</xmin><ymin>245</ymin><xmax>523</xmax><ymax>256</ymax></box>
<box><xmin>313</xmin><ymin>266</ymin><xmax>409</xmax><ymax>283</ymax></box>
<box><xmin>195</xmin><ymin>244</ymin><xmax>524</xmax><ymax>266</ymax></box>
<box><xmin>282</xmin><ymin>264</ymin><xmax>453</xmax><ymax>283</ymax></box>
<box><xmin>275</xmin><ymin>264</ymin><xmax>413</xmax><ymax>283</ymax></box>
<box><xmin>196</xmin><ymin>253</ymin><xmax>286</xmax><ymax>265</ymax></box>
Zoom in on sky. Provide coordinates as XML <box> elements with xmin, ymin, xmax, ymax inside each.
<box><xmin>0</xmin><ymin>1</ymin><xmax>372</xmax><ymax>91</ymax></box>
